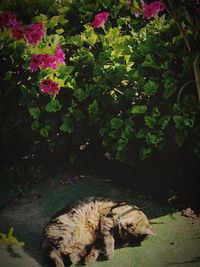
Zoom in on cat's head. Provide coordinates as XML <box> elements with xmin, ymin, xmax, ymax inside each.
<box><xmin>118</xmin><ymin>210</ymin><xmax>156</xmax><ymax>239</ymax></box>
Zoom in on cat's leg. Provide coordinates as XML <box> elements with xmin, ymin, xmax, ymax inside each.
<box><xmin>100</xmin><ymin>215</ymin><xmax>115</xmax><ymax>260</ymax></box>
<box><xmin>83</xmin><ymin>245</ymin><xmax>99</xmax><ymax>265</ymax></box>
<box><xmin>49</xmin><ymin>248</ymin><xmax>64</xmax><ymax>267</ymax></box>
<box><xmin>69</xmin><ymin>246</ymin><xmax>87</xmax><ymax>265</ymax></box>
<box><xmin>104</xmin><ymin>235</ymin><xmax>115</xmax><ymax>259</ymax></box>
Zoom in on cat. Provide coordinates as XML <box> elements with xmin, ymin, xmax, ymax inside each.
<box><xmin>43</xmin><ymin>196</ymin><xmax>156</xmax><ymax>267</ymax></box>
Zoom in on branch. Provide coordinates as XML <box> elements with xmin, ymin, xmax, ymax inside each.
<box><xmin>160</xmin><ymin>0</ymin><xmax>191</xmax><ymax>52</ymax></box>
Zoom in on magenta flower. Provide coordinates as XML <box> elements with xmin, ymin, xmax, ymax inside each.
<box><xmin>91</xmin><ymin>12</ymin><xmax>109</xmax><ymax>28</ymax></box>
<box><xmin>8</xmin><ymin>13</ymin><xmax>17</xmax><ymax>26</ymax></box>
<box><xmin>40</xmin><ymin>79</ymin><xmax>60</xmax><ymax>95</ymax></box>
<box><xmin>143</xmin><ymin>1</ymin><xmax>165</xmax><ymax>19</ymax></box>
<box><xmin>30</xmin><ymin>53</ymin><xmax>42</xmax><ymax>71</ymax></box>
<box><xmin>143</xmin><ymin>4</ymin><xmax>157</xmax><ymax>19</ymax></box>
<box><xmin>13</xmin><ymin>198</ymin><xmax>19</xmax><ymax>203</ymax></box>
<box><xmin>71</xmin><ymin>176</ymin><xmax>78</xmax><ymax>181</ymax></box>
<box><xmin>158</xmin><ymin>2</ymin><xmax>165</xmax><ymax>11</ymax></box>
<box><xmin>135</xmin><ymin>8</ymin><xmax>140</xmax><ymax>14</ymax></box>
<box><xmin>55</xmin><ymin>45</ymin><xmax>65</xmax><ymax>64</ymax></box>
<box><xmin>25</xmin><ymin>22</ymin><xmax>44</xmax><ymax>45</ymax></box>
<box><xmin>12</xmin><ymin>21</ymin><xmax>25</xmax><ymax>40</ymax></box>
<box><xmin>60</xmin><ymin>181</ymin><xmax>65</xmax><ymax>186</ymax></box>
<box><xmin>0</xmin><ymin>12</ymin><xmax>9</xmax><ymax>28</ymax></box>
<box><xmin>41</xmin><ymin>54</ymin><xmax>54</xmax><ymax>68</ymax></box>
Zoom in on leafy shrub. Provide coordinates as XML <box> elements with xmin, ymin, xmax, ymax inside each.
<box><xmin>0</xmin><ymin>227</ymin><xmax>24</xmax><ymax>246</ymax></box>
<box><xmin>0</xmin><ymin>0</ymin><xmax>200</xmax><ymax>172</ymax></box>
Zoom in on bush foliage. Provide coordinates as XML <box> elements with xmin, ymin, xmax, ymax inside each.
<box><xmin>1</xmin><ymin>0</ymin><xmax>200</xmax><ymax>170</ymax></box>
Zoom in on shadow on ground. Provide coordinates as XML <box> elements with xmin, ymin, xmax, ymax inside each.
<box><xmin>0</xmin><ymin>177</ymin><xmax>200</xmax><ymax>267</ymax></box>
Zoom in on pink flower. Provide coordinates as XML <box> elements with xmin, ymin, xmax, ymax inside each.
<box><xmin>60</xmin><ymin>181</ymin><xmax>65</xmax><ymax>186</ymax></box>
<box><xmin>127</xmin><ymin>1</ymin><xmax>131</xmax><ymax>8</ymax></box>
<box><xmin>25</xmin><ymin>22</ymin><xmax>44</xmax><ymax>45</ymax></box>
<box><xmin>0</xmin><ymin>13</ymin><xmax>9</xmax><ymax>28</ymax></box>
<box><xmin>91</xmin><ymin>12</ymin><xmax>109</xmax><ymax>28</ymax></box>
<box><xmin>143</xmin><ymin>3</ymin><xmax>157</xmax><ymax>19</ymax></box>
<box><xmin>41</xmin><ymin>54</ymin><xmax>53</xmax><ymax>68</ymax></box>
<box><xmin>135</xmin><ymin>8</ymin><xmax>140</xmax><ymax>14</ymax></box>
<box><xmin>13</xmin><ymin>198</ymin><xmax>19</xmax><ymax>203</ymax></box>
<box><xmin>55</xmin><ymin>45</ymin><xmax>65</xmax><ymax>64</ymax></box>
<box><xmin>71</xmin><ymin>176</ymin><xmax>78</xmax><ymax>181</ymax></box>
<box><xmin>159</xmin><ymin>2</ymin><xmax>165</xmax><ymax>11</ymax></box>
<box><xmin>8</xmin><ymin>13</ymin><xmax>17</xmax><ymax>26</ymax></box>
<box><xmin>50</xmin><ymin>56</ymin><xmax>58</xmax><ymax>69</ymax></box>
<box><xmin>40</xmin><ymin>79</ymin><xmax>53</xmax><ymax>93</ymax></box>
<box><xmin>30</xmin><ymin>53</ymin><xmax>42</xmax><ymax>71</ymax></box>
<box><xmin>40</xmin><ymin>79</ymin><xmax>60</xmax><ymax>95</ymax></box>
<box><xmin>41</xmin><ymin>54</ymin><xmax>58</xmax><ymax>69</ymax></box>
<box><xmin>143</xmin><ymin>1</ymin><xmax>165</xmax><ymax>19</ymax></box>
<box><xmin>12</xmin><ymin>21</ymin><xmax>25</xmax><ymax>40</ymax></box>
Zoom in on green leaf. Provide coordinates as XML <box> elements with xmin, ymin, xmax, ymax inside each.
<box><xmin>31</xmin><ymin>120</ymin><xmax>39</xmax><ymax>131</ymax></box>
<box><xmin>45</xmin><ymin>99</ymin><xmax>62</xmax><ymax>113</ymax></box>
<box><xmin>60</xmin><ymin>117</ymin><xmax>74</xmax><ymax>133</ymax></box>
<box><xmin>136</xmin><ymin>128</ymin><xmax>145</xmax><ymax>139</ymax></box>
<box><xmin>184</xmin><ymin>118</ymin><xmax>194</xmax><ymax>128</ymax></box>
<box><xmin>88</xmin><ymin>100</ymin><xmax>99</xmax><ymax>114</ymax></box>
<box><xmin>143</xmin><ymin>81</ymin><xmax>158</xmax><ymax>96</ymax></box>
<box><xmin>174</xmin><ymin>131</ymin><xmax>187</xmax><ymax>147</ymax></box>
<box><xmin>40</xmin><ymin>125</ymin><xmax>50</xmax><ymax>138</ymax></box>
<box><xmin>139</xmin><ymin>147</ymin><xmax>152</xmax><ymax>160</ymax></box>
<box><xmin>67</xmin><ymin>35</ymin><xmax>84</xmax><ymax>47</ymax></box>
<box><xmin>110</xmin><ymin>118</ymin><xmax>123</xmax><ymax>129</ymax></box>
<box><xmin>131</xmin><ymin>105</ymin><xmax>147</xmax><ymax>114</ymax></box>
<box><xmin>109</xmin><ymin>130</ymin><xmax>119</xmax><ymax>138</ymax></box>
<box><xmin>158</xmin><ymin>115</ymin><xmax>171</xmax><ymax>130</ymax></box>
<box><xmin>144</xmin><ymin>115</ymin><xmax>157</xmax><ymax>129</ymax></box>
<box><xmin>56</xmin><ymin>29</ymin><xmax>64</xmax><ymax>34</ymax></box>
<box><xmin>3</xmin><ymin>71</ymin><xmax>12</xmax><ymax>80</ymax></box>
<box><xmin>162</xmin><ymin>78</ymin><xmax>177</xmax><ymax>99</ymax></box>
<box><xmin>28</xmin><ymin>107</ymin><xmax>40</xmax><ymax>120</ymax></box>
<box><xmin>133</xmin><ymin>0</ymin><xmax>140</xmax><ymax>9</ymax></box>
<box><xmin>74</xmin><ymin>88</ymin><xmax>88</xmax><ymax>102</ymax></box>
<box><xmin>173</xmin><ymin>115</ymin><xmax>184</xmax><ymax>130</ymax></box>
<box><xmin>152</xmin><ymin>107</ymin><xmax>160</xmax><ymax>117</ymax></box>
<box><xmin>146</xmin><ymin>132</ymin><xmax>163</xmax><ymax>146</ymax></box>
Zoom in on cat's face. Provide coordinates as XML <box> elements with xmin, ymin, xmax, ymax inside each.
<box><xmin>119</xmin><ymin>211</ymin><xmax>156</xmax><ymax>239</ymax></box>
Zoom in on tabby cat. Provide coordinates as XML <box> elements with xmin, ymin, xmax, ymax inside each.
<box><xmin>43</xmin><ymin>196</ymin><xmax>156</xmax><ymax>266</ymax></box>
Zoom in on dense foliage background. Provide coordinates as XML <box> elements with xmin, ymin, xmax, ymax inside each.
<box><xmin>0</xmin><ymin>0</ymin><xmax>200</xmax><ymax>198</ymax></box>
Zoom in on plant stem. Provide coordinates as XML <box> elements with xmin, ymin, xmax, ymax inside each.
<box><xmin>160</xmin><ymin>0</ymin><xmax>200</xmax><ymax>102</ymax></box>
<box><xmin>193</xmin><ymin>59</ymin><xmax>200</xmax><ymax>102</ymax></box>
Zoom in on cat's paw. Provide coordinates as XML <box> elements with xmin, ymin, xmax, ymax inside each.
<box><xmin>83</xmin><ymin>247</ymin><xmax>99</xmax><ymax>265</ymax></box>
<box><xmin>105</xmin><ymin>248</ymin><xmax>114</xmax><ymax>260</ymax></box>
<box><xmin>69</xmin><ymin>253</ymin><xmax>79</xmax><ymax>265</ymax></box>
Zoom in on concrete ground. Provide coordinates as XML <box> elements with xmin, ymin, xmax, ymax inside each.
<box><xmin>0</xmin><ymin>177</ymin><xmax>200</xmax><ymax>267</ymax></box>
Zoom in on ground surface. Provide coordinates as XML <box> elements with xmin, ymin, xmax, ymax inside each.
<box><xmin>0</xmin><ymin>176</ymin><xmax>200</xmax><ymax>267</ymax></box>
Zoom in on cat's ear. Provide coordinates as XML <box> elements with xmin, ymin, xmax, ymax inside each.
<box><xmin>119</xmin><ymin>217</ymin><xmax>132</xmax><ymax>228</ymax></box>
<box><xmin>144</xmin><ymin>225</ymin><xmax>156</xmax><ymax>236</ymax></box>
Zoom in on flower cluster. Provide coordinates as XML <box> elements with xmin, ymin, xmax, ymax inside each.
<box><xmin>40</xmin><ymin>79</ymin><xmax>60</xmax><ymax>95</ymax></box>
<box><xmin>91</xmin><ymin>12</ymin><xmax>109</xmax><ymax>28</ymax></box>
<box><xmin>0</xmin><ymin>12</ymin><xmax>44</xmax><ymax>44</ymax></box>
<box><xmin>143</xmin><ymin>1</ymin><xmax>165</xmax><ymax>19</ymax></box>
<box><xmin>25</xmin><ymin>22</ymin><xmax>44</xmax><ymax>45</ymax></box>
<box><xmin>30</xmin><ymin>45</ymin><xmax>65</xmax><ymax>72</ymax></box>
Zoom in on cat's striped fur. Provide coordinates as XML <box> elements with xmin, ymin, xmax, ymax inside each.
<box><xmin>43</xmin><ymin>196</ymin><xmax>156</xmax><ymax>266</ymax></box>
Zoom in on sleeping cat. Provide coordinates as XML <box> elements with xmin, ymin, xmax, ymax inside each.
<box><xmin>43</xmin><ymin>196</ymin><xmax>156</xmax><ymax>266</ymax></box>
